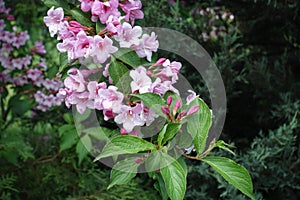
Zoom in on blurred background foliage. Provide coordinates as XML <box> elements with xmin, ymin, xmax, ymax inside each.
<box><xmin>1</xmin><ymin>0</ymin><xmax>299</xmax><ymax>199</ymax></box>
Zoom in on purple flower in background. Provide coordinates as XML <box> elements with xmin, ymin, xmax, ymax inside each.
<box><xmin>27</xmin><ymin>69</ymin><xmax>42</xmax><ymax>81</ymax></box>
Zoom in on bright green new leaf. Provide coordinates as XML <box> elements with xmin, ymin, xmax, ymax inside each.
<box><xmin>202</xmin><ymin>156</ymin><xmax>255</xmax><ymax>200</ymax></box>
<box><xmin>108</xmin><ymin>157</ymin><xmax>141</xmax><ymax>189</ymax></box>
<box><xmin>162</xmin><ymin>123</ymin><xmax>182</xmax><ymax>145</ymax></box>
<box><xmin>132</xmin><ymin>93</ymin><xmax>167</xmax><ymax>118</ymax></box>
<box><xmin>94</xmin><ymin>135</ymin><xmax>156</xmax><ymax>161</ymax></box>
<box><xmin>187</xmin><ymin>97</ymin><xmax>212</xmax><ymax>155</ymax></box>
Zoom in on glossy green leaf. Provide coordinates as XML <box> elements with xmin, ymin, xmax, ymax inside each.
<box><xmin>132</xmin><ymin>93</ymin><xmax>166</xmax><ymax>118</ymax></box>
<box><xmin>70</xmin><ymin>8</ymin><xmax>93</xmax><ymax>27</ymax></box>
<box><xmin>202</xmin><ymin>156</ymin><xmax>255</xmax><ymax>200</ymax></box>
<box><xmin>114</xmin><ymin>49</ymin><xmax>151</xmax><ymax>68</ymax></box>
<box><xmin>160</xmin><ymin>153</ymin><xmax>187</xmax><ymax>200</ymax></box>
<box><xmin>41</xmin><ymin>0</ymin><xmax>70</xmax><ymax>12</ymax></box>
<box><xmin>108</xmin><ymin>157</ymin><xmax>140</xmax><ymax>189</ymax></box>
<box><xmin>109</xmin><ymin>61</ymin><xmax>129</xmax><ymax>86</ymax></box>
<box><xmin>94</xmin><ymin>135</ymin><xmax>156</xmax><ymax>161</ymax></box>
<box><xmin>187</xmin><ymin>97</ymin><xmax>212</xmax><ymax>155</ymax></box>
<box><xmin>58</xmin><ymin>52</ymin><xmax>68</xmax><ymax>74</ymax></box>
<box><xmin>162</xmin><ymin>123</ymin><xmax>182</xmax><ymax>145</ymax></box>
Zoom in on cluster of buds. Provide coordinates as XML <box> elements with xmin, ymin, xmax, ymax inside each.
<box><xmin>161</xmin><ymin>95</ymin><xmax>199</xmax><ymax>123</ymax></box>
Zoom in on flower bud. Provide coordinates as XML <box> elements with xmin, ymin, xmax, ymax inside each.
<box><xmin>161</xmin><ymin>106</ymin><xmax>170</xmax><ymax>116</ymax></box>
<box><xmin>187</xmin><ymin>105</ymin><xmax>200</xmax><ymax>116</ymax></box>
<box><xmin>135</xmin><ymin>157</ymin><xmax>144</xmax><ymax>163</ymax></box>
<box><xmin>167</xmin><ymin>96</ymin><xmax>172</xmax><ymax>106</ymax></box>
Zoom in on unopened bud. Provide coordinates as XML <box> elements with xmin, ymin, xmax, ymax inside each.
<box><xmin>120</xmin><ymin>128</ymin><xmax>127</xmax><ymax>135</ymax></box>
<box><xmin>161</xmin><ymin>106</ymin><xmax>170</xmax><ymax>115</ymax></box>
<box><xmin>135</xmin><ymin>157</ymin><xmax>144</xmax><ymax>163</ymax></box>
<box><xmin>187</xmin><ymin>105</ymin><xmax>200</xmax><ymax>116</ymax></box>
<box><xmin>167</xmin><ymin>96</ymin><xmax>172</xmax><ymax>106</ymax></box>
<box><xmin>154</xmin><ymin>58</ymin><xmax>167</xmax><ymax>66</ymax></box>
<box><xmin>173</xmin><ymin>100</ymin><xmax>182</xmax><ymax>115</ymax></box>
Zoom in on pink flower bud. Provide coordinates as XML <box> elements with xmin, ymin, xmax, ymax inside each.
<box><xmin>120</xmin><ymin>128</ymin><xmax>127</xmax><ymax>135</ymax></box>
<box><xmin>173</xmin><ymin>100</ymin><xmax>182</xmax><ymax>115</ymax></box>
<box><xmin>187</xmin><ymin>105</ymin><xmax>200</xmax><ymax>116</ymax></box>
<box><xmin>178</xmin><ymin>110</ymin><xmax>187</xmax><ymax>119</ymax></box>
<box><xmin>167</xmin><ymin>96</ymin><xmax>172</xmax><ymax>106</ymax></box>
<box><xmin>161</xmin><ymin>106</ymin><xmax>170</xmax><ymax>115</ymax></box>
<box><xmin>135</xmin><ymin>157</ymin><xmax>144</xmax><ymax>163</ymax></box>
<box><xmin>154</xmin><ymin>58</ymin><xmax>167</xmax><ymax>66</ymax></box>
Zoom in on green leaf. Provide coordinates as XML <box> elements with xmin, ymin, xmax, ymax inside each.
<box><xmin>94</xmin><ymin>135</ymin><xmax>156</xmax><ymax>161</ymax></box>
<box><xmin>41</xmin><ymin>0</ymin><xmax>71</xmax><ymax>12</ymax></box>
<box><xmin>157</xmin><ymin>125</ymin><xmax>168</xmax><ymax>147</ymax></box>
<box><xmin>59</xmin><ymin>128</ymin><xmax>78</xmax><ymax>152</ymax></box>
<box><xmin>63</xmin><ymin>113</ymin><xmax>73</xmax><ymax>124</ymax></box>
<box><xmin>162</xmin><ymin>123</ymin><xmax>182</xmax><ymax>146</ymax></box>
<box><xmin>202</xmin><ymin>156</ymin><xmax>255</xmax><ymax>200</ymax></box>
<box><xmin>108</xmin><ymin>157</ymin><xmax>141</xmax><ymax>189</ymax></box>
<box><xmin>154</xmin><ymin>174</ymin><xmax>169</xmax><ymax>200</ymax></box>
<box><xmin>109</xmin><ymin>61</ymin><xmax>129</xmax><ymax>86</ymax></box>
<box><xmin>132</xmin><ymin>93</ymin><xmax>166</xmax><ymax>118</ymax></box>
<box><xmin>9</xmin><ymin>97</ymin><xmax>34</xmax><ymax>117</ymax></box>
<box><xmin>160</xmin><ymin>154</ymin><xmax>187</xmax><ymax>200</ymax></box>
<box><xmin>59</xmin><ymin>52</ymin><xmax>69</xmax><ymax>74</ymax></box>
<box><xmin>215</xmin><ymin>140</ymin><xmax>236</xmax><ymax>156</ymax></box>
<box><xmin>76</xmin><ymin>134</ymin><xmax>92</xmax><ymax>165</ymax></box>
<box><xmin>187</xmin><ymin>97</ymin><xmax>212</xmax><ymax>155</ymax></box>
<box><xmin>85</xmin><ymin>127</ymin><xmax>119</xmax><ymax>141</ymax></box>
<box><xmin>70</xmin><ymin>8</ymin><xmax>93</xmax><ymax>27</ymax></box>
<box><xmin>114</xmin><ymin>49</ymin><xmax>151</xmax><ymax>68</ymax></box>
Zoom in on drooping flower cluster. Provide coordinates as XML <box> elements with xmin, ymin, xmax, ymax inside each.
<box><xmin>44</xmin><ymin>0</ymin><xmax>158</xmax><ymax>63</ymax></box>
<box><xmin>45</xmin><ymin>0</ymin><xmax>199</xmax><ymax>135</ymax></box>
<box><xmin>0</xmin><ymin>0</ymin><xmax>63</xmax><ymax>112</ymax></box>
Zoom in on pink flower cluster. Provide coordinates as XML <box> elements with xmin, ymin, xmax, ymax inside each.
<box><xmin>43</xmin><ymin>0</ymin><xmax>158</xmax><ymax>63</ymax></box>
<box><xmin>0</xmin><ymin>0</ymin><xmax>63</xmax><ymax>112</ymax></box>
<box><xmin>45</xmin><ymin>0</ymin><xmax>200</xmax><ymax>135</ymax></box>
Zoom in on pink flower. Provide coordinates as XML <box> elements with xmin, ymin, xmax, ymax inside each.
<box><xmin>91</xmin><ymin>0</ymin><xmax>120</xmax><ymax>24</ymax></box>
<box><xmin>186</xmin><ymin>90</ymin><xmax>197</xmax><ymax>105</ymax></box>
<box><xmin>87</xmin><ymin>81</ymin><xmax>107</xmax><ymax>100</ymax></box>
<box><xmin>13</xmin><ymin>31</ymin><xmax>30</xmax><ymax>48</ymax></box>
<box><xmin>64</xmin><ymin>68</ymin><xmax>87</xmax><ymax>93</ymax></box>
<box><xmin>69</xmin><ymin>92</ymin><xmax>95</xmax><ymax>114</ymax></box>
<box><xmin>79</xmin><ymin>0</ymin><xmax>94</xmax><ymax>12</ymax></box>
<box><xmin>114</xmin><ymin>104</ymin><xmax>145</xmax><ymax>132</ymax></box>
<box><xmin>130</xmin><ymin>66</ymin><xmax>152</xmax><ymax>93</ymax></box>
<box><xmin>120</xmin><ymin>0</ymin><xmax>144</xmax><ymax>25</ymax></box>
<box><xmin>156</xmin><ymin>59</ymin><xmax>182</xmax><ymax>83</ymax></box>
<box><xmin>115</xmin><ymin>22</ymin><xmax>142</xmax><ymax>48</ymax></box>
<box><xmin>57</xmin><ymin>36</ymin><xmax>76</xmax><ymax>60</ymax></box>
<box><xmin>95</xmin><ymin>86</ymin><xmax>124</xmax><ymax>113</ymax></box>
<box><xmin>44</xmin><ymin>7</ymin><xmax>64</xmax><ymax>37</ymax></box>
<box><xmin>132</xmin><ymin>32</ymin><xmax>159</xmax><ymax>62</ymax></box>
<box><xmin>74</xmin><ymin>30</ymin><xmax>93</xmax><ymax>59</ymax></box>
<box><xmin>88</xmin><ymin>35</ymin><xmax>118</xmax><ymax>64</ymax></box>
